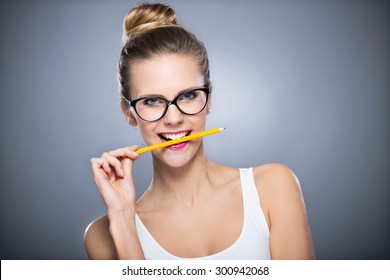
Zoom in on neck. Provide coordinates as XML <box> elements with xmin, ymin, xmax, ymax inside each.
<box><xmin>149</xmin><ymin>144</ymin><xmax>213</xmax><ymax>208</ymax></box>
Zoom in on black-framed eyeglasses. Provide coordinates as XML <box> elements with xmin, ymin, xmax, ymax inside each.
<box><xmin>122</xmin><ymin>87</ymin><xmax>210</xmax><ymax>122</ymax></box>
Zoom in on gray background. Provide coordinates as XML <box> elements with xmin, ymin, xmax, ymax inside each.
<box><xmin>1</xmin><ymin>0</ymin><xmax>389</xmax><ymax>260</ymax></box>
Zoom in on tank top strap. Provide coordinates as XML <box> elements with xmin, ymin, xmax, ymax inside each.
<box><xmin>239</xmin><ymin>168</ymin><xmax>270</xmax><ymax>238</ymax></box>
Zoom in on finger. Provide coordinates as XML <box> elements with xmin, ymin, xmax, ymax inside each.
<box><xmin>90</xmin><ymin>158</ymin><xmax>119</xmax><ymax>201</ymax></box>
<box><xmin>122</xmin><ymin>157</ymin><xmax>135</xmax><ymax>178</ymax></box>
<box><xmin>90</xmin><ymin>158</ymin><xmax>110</xmax><ymax>179</ymax></box>
<box><xmin>101</xmin><ymin>159</ymin><xmax>112</xmax><ymax>175</ymax></box>
<box><xmin>101</xmin><ymin>152</ymin><xmax>124</xmax><ymax>177</ymax></box>
<box><xmin>131</xmin><ymin>147</ymin><xmax>142</xmax><ymax>159</ymax></box>
<box><xmin>114</xmin><ymin>147</ymin><xmax>140</xmax><ymax>161</ymax></box>
<box><xmin>108</xmin><ymin>145</ymin><xmax>140</xmax><ymax>160</ymax></box>
<box><xmin>94</xmin><ymin>156</ymin><xmax>112</xmax><ymax>175</ymax></box>
<box><xmin>128</xmin><ymin>145</ymin><xmax>139</xmax><ymax>151</ymax></box>
<box><xmin>128</xmin><ymin>149</ymin><xmax>140</xmax><ymax>160</ymax></box>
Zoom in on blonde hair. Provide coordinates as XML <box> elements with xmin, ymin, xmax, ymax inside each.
<box><xmin>118</xmin><ymin>3</ymin><xmax>211</xmax><ymax>100</ymax></box>
<box><xmin>122</xmin><ymin>3</ymin><xmax>178</xmax><ymax>41</ymax></box>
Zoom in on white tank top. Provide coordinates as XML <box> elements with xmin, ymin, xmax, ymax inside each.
<box><xmin>135</xmin><ymin>168</ymin><xmax>271</xmax><ymax>259</ymax></box>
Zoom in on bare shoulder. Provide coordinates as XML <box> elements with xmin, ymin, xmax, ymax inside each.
<box><xmin>253</xmin><ymin>163</ymin><xmax>303</xmax><ymax>202</ymax></box>
<box><xmin>84</xmin><ymin>215</ymin><xmax>117</xmax><ymax>260</ymax></box>
<box><xmin>253</xmin><ymin>163</ymin><xmax>315</xmax><ymax>259</ymax></box>
<box><xmin>253</xmin><ymin>163</ymin><xmax>299</xmax><ymax>187</ymax></box>
<box><xmin>252</xmin><ymin>163</ymin><xmax>304</xmax><ymax>220</ymax></box>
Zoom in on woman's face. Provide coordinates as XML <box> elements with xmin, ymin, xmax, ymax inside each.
<box><xmin>128</xmin><ymin>53</ymin><xmax>210</xmax><ymax>167</ymax></box>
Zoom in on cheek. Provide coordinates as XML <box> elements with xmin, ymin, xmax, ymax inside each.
<box><xmin>138</xmin><ymin>122</ymin><xmax>159</xmax><ymax>144</ymax></box>
<box><xmin>189</xmin><ymin>113</ymin><xmax>207</xmax><ymax>131</ymax></box>
<box><xmin>194</xmin><ymin>111</ymin><xmax>208</xmax><ymax>126</ymax></box>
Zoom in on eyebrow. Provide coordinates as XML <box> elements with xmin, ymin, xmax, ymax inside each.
<box><xmin>137</xmin><ymin>93</ymin><xmax>165</xmax><ymax>99</ymax></box>
<box><xmin>136</xmin><ymin>86</ymin><xmax>203</xmax><ymax>99</ymax></box>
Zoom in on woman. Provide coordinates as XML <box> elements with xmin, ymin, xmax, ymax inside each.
<box><xmin>84</xmin><ymin>3</ymin><xmax>315</xmax><ymax>260</ymax></box>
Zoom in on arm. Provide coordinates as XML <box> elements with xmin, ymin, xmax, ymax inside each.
<box><xmin>85</xmin><ymin>145</ymin><xmax>145</xmax><ymax>260</ymax></box>
<box><xmin>254</xmin><ymin>163</ymin><xmax>315</xmax><ymax>259</ymax></box>
<box><xmin>84</xmin><ymin>215</ymin><xmax>117</xmax><ymax>260</ymax></box>
<box><xmin>107</xmin><ymin>209</ymin><xmax>145</xmax><ymax>260</ymax></box>
<box><xmin>84</xmin><ymin>213</ymin><xmax>145</xmax><ymax>260</ymax></box>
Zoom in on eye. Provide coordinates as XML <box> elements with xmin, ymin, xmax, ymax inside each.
<box><xmin>142</xmin><ymin>97</ymin><xmax>163</xmax><ymax>107</ymax></box>
<box><xmin>180</xmin><ymin>91</ymin><xmax>198</xmax><ymax>101</ymax></box>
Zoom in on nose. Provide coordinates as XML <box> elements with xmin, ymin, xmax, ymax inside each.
<box><xmin>163</xmin><ymin>104</ymin><xmax>184</xmax><ymax>125</ymax></box>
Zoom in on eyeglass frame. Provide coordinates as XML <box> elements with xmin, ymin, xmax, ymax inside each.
<box><xmin>121</xmin><ymin>87</ymin><xmax>211</xmax><ymax>122</ymax></box>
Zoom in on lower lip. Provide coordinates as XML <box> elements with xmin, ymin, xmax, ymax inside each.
<box><xmin>166</xmin><ymin>141</ymin><xmax>189</xmax><ymax>151</ymax></box>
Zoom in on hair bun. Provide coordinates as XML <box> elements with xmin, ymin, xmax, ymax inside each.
<box><xmin>123</xmin><ymin>3</ymin><xmax>178</xmax><ymax>42</ymax></box>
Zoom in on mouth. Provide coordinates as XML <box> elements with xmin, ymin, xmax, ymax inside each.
<box><xmin>158</xmin><ymin>130</ymin><xmax>192</xmax><ymax>142</ymax></box>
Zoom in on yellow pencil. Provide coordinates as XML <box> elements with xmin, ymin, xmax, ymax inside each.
<box><xmin>136</xmin><ymin>127</ymin><xmax>225</xmax><ymax>154</ymax></box>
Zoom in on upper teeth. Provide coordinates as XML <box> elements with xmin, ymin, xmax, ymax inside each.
<box><xmin>162</xmin><ymin>132</ymin><xmax>187</xmax><ymax>140</ymax></box>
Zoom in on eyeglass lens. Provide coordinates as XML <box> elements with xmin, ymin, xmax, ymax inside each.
<box><xmin>135</xmin><ymin>89</ymin><xmax>207</xmax><ymax>122</ymax></box>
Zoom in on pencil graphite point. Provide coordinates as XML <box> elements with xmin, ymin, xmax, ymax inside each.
<box><xmin>136</xmin><ymin>127</ymin><xmax>225</xmax><ymax>154</ymax></box>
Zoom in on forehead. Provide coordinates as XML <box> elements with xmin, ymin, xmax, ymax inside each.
<box><xmin>130</xmin><ymin>53</ymin><xmax>204</xmax><ymax>98</ymax></box>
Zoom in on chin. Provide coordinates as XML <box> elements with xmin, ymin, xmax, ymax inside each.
<box><xmin>164</xmin><ymin>157</ymin><xmax>192</xmax><ymax>168</ymax></box>
<box><xmin>154</xmin><ymin>142</ymin><xmax>201</xmax><ymax>168</ymax></box>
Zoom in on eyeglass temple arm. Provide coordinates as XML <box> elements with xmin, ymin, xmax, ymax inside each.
<box><xmin>121</xmin><ymin>96</ymin><xmax>132</xmax><ymax>105</ymax></box>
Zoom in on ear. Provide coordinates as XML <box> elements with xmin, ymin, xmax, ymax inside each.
<box><xmin>121</xmin><ymin>99</ymin><xmax>138</xmax><ymax>126</ymax></box>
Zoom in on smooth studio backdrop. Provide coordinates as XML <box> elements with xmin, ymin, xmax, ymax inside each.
<box><xmin>1</xmin><ymin>0</ymin><xmax>389</xmax><ymax>259</ymax></box>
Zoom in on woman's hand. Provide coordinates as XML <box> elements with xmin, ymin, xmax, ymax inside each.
<box><xmin>88</xmin><ymin>145</ymin><xmax>146</xmax><ymax>260</ymax></box>
<box><xmin>90</xmin><ymin>145</ymin><xmax>140</xmax><ymax>214</ymax></box>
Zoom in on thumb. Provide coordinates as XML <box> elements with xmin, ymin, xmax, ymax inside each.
<box><xmin>122</xmin><ymin>154</ymin><xmax>139</xmax><ymax>178</ymax></box>
<box><xmin>122</xmin><ymin>146</ymin><xmax>140</xmax><ymax>178</ymax></box>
